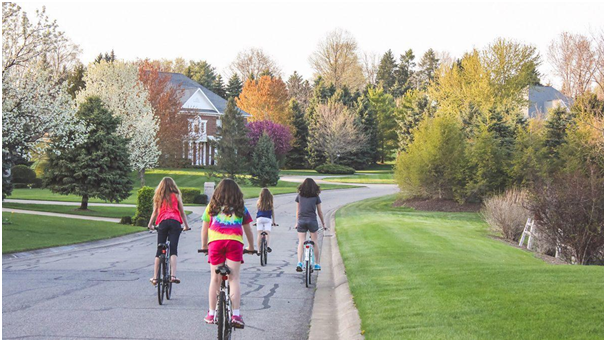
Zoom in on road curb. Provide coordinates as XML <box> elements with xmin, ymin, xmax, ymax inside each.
<box><xmin>309</xmin><ymin>209</ymin><xmax>363</xmax><ymax>340</ymax></box>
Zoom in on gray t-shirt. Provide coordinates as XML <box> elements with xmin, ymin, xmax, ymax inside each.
<box><xmin>295</xmin><ymin>195</ymin><xmax>321</xmax><ymax>222</ymax></box>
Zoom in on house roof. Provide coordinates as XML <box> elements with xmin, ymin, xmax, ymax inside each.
<box><xmin>160</xmin><ymin>72</ymin><xmax>250</xmax><ymax>116</ymax></box>
<box><xmin>527</xmin><ymin>85</ymin><xmax>572</xmax><ymax>118</ymax></box>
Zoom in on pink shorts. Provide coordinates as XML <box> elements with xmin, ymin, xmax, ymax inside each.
<box><xmin>208</xmin><ymin>240</ymin><xmax>244</xmax><ymax>265</ymax></box>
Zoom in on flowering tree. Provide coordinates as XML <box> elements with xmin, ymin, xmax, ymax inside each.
<box><xmin>247</xmin><ymin>120</ymin><xmax>293</xmax><ymax>158</ymax></box>
<box><xmin>76</xmin><ymin>60</ymin><xmax>160</xmax><ymax>186</ymax></box>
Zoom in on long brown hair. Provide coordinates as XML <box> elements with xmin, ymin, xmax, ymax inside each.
<box><xmin>153</xmin><ymin>177</ymin><xmax>181</xmax><ymax>209</ymax></box>
<box><xmin>208</xmin><ymin>178</ymin><xmax>245</xmax><ymax>217</ymax></box>
<box><xmin>257</xmin><ymin>188</ymin><xmax>273</xmax><ymax>211</ymax></box>
<box><xmin>298</xmin><ymin>178</ymin><xmax>321</xmax><ymax>197</ymax></box>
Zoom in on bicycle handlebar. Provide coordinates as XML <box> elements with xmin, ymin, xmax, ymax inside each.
<box><xmin>198</xmin><ymin>248</ymin><xmax>258</xmax><ymax>255</ymax></box>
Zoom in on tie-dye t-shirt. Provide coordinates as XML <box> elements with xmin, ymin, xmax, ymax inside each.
<box><xmin>203</xmin><ymin>206</ymin><xmax>253</xmax><ymax>244</ymax></box>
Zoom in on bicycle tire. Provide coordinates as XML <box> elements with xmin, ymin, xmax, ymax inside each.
<box><xmin>305</xmin><ymin>260</ymin><xmax>310</xmax><ymax>288</ymax></box>
<box><xmin>263</xmin><ymin>240</ymin><xmax>268</xmax><ymax>266</ymax></box>
<box><xmin>166</xmin><ymin>257</ymin><xmax>172</xmax><ymax>300</ymax></box>
<box><xmin>225</xmin><ymin>285</ymin><xmax>233</xmax><ymax>339</ymax></box>
<box><xmin>157</xmin><ymin>256</ymin><xmax>164</xmax><ymax>305</ymax></box>
<box><xmin>217</xmin><ymin>292</ymin><xmax>225</xmax><ymax>340</ymax></box>
<box><xmin>260</xmin><ymin>239</ymin><xmax>266</xmax><ymax>266</ymax></box>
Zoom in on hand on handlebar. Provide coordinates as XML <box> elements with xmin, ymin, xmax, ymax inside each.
<box><xmin>244</xmin><ymin>248</ymin><xmax>258</xmax><ymax>255</ymax></box>
<box><xmin>272</xmin><ymin>223</ymin><xmax>279</xmax><ymax>226</ymax></box>
<box><xmin>198</xmin><ymin>248</ymin><xmax>208</xmax><ymax>255</ymax></box>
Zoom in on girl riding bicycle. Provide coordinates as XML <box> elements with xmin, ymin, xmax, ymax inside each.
<box><xmin>256</xmin><ymin>188</ymin><xmax>276</xmax><ymax>253</ymax></box>
<box><xmin>201</xmin><ymin>178</ymin><xmax>255</xmax><ymax>329</ymax></box>
<box><xmin>148</xmin><ymin>177</ymin><xmax>190</xmax><ymax>285</ymax></box>
<box><xmin>295</xmin><ymin>178</ymin><xmax>326</xmax><ymax>272</ymax></box>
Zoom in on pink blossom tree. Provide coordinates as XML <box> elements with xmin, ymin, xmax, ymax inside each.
<box><xmin>247</xmin><ymin>121</ymin><xmax>293</xmax><ymax>158</ymax></box>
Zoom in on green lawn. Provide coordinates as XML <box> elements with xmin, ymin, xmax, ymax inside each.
<box><xmin>336</xmin><ymin>196</ymin><xmax>604</xmax><ymax>339</ymax></box>
<box><xmin>8</xmin><ymin>168</ymin><xmax>356</xmax><ymax>204</ymax></box>
<box><xmin>327</xmin><ymin>173</ymin><xmax>395</xmax><ymax>184</ymax></box>
<box><xmin>2</xmin><ymin>203</ymin><xmax>192</xmax><ymax>218</ymax></box>
<box><xmin>2</xmin><ymin>213</ymin><xmax>145</xmax><ymax>253</ymax></box>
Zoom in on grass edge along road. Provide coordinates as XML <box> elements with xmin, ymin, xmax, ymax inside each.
<box><xmin>335</xmin><ymin>195</ymin><xmax>604</xmax><ymax>339</ymax></box>
<box><xmin>2</xmin><ymin>202</ymin><xmax>192</xmax><ymax>219</ymax></box>
<box><xmin>2</xmin><ymin>213</ymin><xmax>146</xmax><ymax>254</ymax></box>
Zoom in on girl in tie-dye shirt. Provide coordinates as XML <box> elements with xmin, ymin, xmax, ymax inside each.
<box><xmin>201</xmin><ymin>178</ymin><xmax>255</xmax><ymax>329</ymax></box>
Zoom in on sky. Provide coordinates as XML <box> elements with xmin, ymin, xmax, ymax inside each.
<box><xmin>17</xmin><ymin>0</ymin><xmax>605</xmax><ymax>87</ymax></box>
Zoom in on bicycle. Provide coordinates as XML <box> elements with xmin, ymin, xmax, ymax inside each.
<box><xmin>297</xmin><ymin>226</ymin><xmax>327</xmax><ymax>288</ymax></box>
<box><xmin>199</xmin><ymin>248</ymin><xmax>257</xmax><ymax>340</ymax></box>
<box><xmin>257</xmin><ymin>223</ymin><xmax>278</xmax><ymax>266</ymax></box>
<box><xmin>156</xmin><ymin>240</ymin><xmax>172</xmax><ymax>305</ymax></box>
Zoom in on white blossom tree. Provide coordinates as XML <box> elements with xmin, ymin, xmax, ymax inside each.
<box><xmin>308</xmin><ymin>101</ymin><xmax>366</xmax><ymax>164</ymax></box>
<box><xmin>76</xmin><ymin>60</ymin><xmax>160</xmax><ymax>186</ymax></box>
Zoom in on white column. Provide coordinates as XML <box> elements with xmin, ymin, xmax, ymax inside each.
<box><xmin>188</xmin><ymin>141</ymin><xmax>193</xmax><ymax>163</ymax></box>
<box><xmin>203</xmin><ymin>142</ymin><xmax>207</xmax><ymax>166</ymax></box>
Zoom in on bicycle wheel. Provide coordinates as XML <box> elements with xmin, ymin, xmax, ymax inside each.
<box><xmin>305</xmin><ymin>260</ymin><xmax>311</xmax><ymax>288</ymax></box>
<box><xmin>157</xmin><ymin>256</ymin><xmax>164</xmax><ymax>305</ymax></box>
<box><xmin>166</xmin><ymin>258</ymin><xmax>172</xmax><ymax>300</ymax></box>
<box><xmin>217</xmin><ymin>292</ymin><xmax>225</xmax><ymax>340</ymax></box>
<box><xmin>260</xmin><ymin>239</ymin><xmax>266</xmax><ymax>266</ymax></box>
<box><xmin>263</xmin><ymin>240</ymin><xmax>268</xmax><ymax>266</ymax></box>
<box><xmin>224</xmin><ymin>295</ymin><xmax>232</xmax><ymax>340</ymax></box>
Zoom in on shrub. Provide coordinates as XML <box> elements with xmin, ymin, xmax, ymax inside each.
<box><xmin>30</xmin><ymin>178</ymin><xmax>43</xmax><ymax>188</ymax></box>
<box><xmin>193</xmin><ymin>194</ymin><xmax>208</xmax><ymax>205</ymax></box>
<box><xmin>315</xmin><ymin>164</ymin><xmax>355</xmax><ymax>175</ymax></box>
<box><xmin>13</xmin><ymin>183</ymin><xmax>28</xmax><ymax>189</ymax></box>
<box><xmin>119</xmin><ymin>216</ymin><xmax>132</xmax><ymax>225</ymax></box>
<box><xmin>11</xmin><ymin>165</ymin><xmax>37</xmax><ymax>184</ymax></box>
<box><xmin>482</xmin><ymin>188</ymin><xmax>530</xmax><ymax>241</ymax></box>
<box><xmin>133</xmin><ymin>187</ymin><xmax>154</xmax><ymax>227</ymax></box>
<box><xmin>180</xmin><ymin>187</ymin><xmax>201</xmax><ymax>203</ymax></box>
<box><xmin>250</xmin><ymin>132</ymin><xmax>280</xmax><ymax>187</ymax></box>
<box><xmin>528</xmin><ymin>171</ymin><xmax>604</xmax><ymax>265</ymax></box>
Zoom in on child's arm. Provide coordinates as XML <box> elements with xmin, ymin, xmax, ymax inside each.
<box><xmin>201</xmin><ymin>221</ymin><xmax>209</xmax><ymax>249</ymax></box>
<box><xmin>317</xmin><ymin>203</ymin><xmax>326</xmax><ymax>229</ymax></box>
<box><xmin>177</xmin><ymin>195</ymin><xmax>190</xmax><ymax>231</ymax></box>
<box><xmin>147</xmin><ymin>206</ymin><xmax>158</xmax><ymax>229</ymax></box>
<box><xmin>243</xmin><ymin>223</ymin><xmax>255</xmax><ymax>251</ymax></box>
<box><xmin>295</xmin><ymin>203</ymin><xmax>299</xmax><ymax>227</ymax></box>
<box><xmin>272</xmin><ymin>209</ymin><xmax>276</xmax><ymax>225</ymax></box>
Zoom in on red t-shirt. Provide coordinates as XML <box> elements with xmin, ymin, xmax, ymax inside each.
<box><xmin>155</xmin><ymin>193</ymin><xmax>183</xmax><ymax>225</ymax></box>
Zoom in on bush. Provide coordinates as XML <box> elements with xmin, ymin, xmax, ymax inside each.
<box><xmin>119</xmin><ymin>216</ymin><xmax>132</xmax><ymax>225</ymax></box>
<box><xmin>193</xmin><ymin>194</ymin><xmax>208</xmax><ymax>205</ymax></box>
<box><xmin>133</xmin><ymin>187</ymin><xmax>154</xmax><ymax>227</ymax></box>
<box><xmin>11</xmin><ymin>165</ymin><xmax>37</xmax><ymax>184</ymax></box>
<box><xmin>250</xmin><ymin>132</ymin><xmax>280</xmax><ymax>187</ymax></box>
<box><xmin>482</xmin><ymin>188</ymin><xmax>530</xmax><ymax>241</ymax></box>
<box><xmin>180</xmin><ymin>187</ymin><xmax>201</xmax><ymax>203</ymax></box>
<box><xmin>30</xmin><ymin>178</ymin><xmax>43</xmax><ymax>188</ymax></box>
<box><xmin>315</xmin><ymin>164</ymin><xmax>355</xmax><ymax>175</ymax></box>
<box><xmin>13</xmin><ymin>183</ymin><xmax>28</xmax><ymax>189</ymax></box>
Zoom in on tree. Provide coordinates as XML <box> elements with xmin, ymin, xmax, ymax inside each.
<box><xmin>395</xmin><ymin>89</ymin><xmax>433</xmax><ymax>151</ymax></box>
<box><xmin>138</xmin><ymin>60</ymin><xmax>187</xmax><ymax>169</ymax></box>
<box><xmin>94</xmin><ymin>50</ymin><xmax>116</xmax><ymax>64</ymax></box>
<box><xmin>286</xmin><ymin>71</ymin><xmax>312</xmax><ymax>110</ymax></box>
<box><xmin>66</xmin><ymin>62</ymin><xmax>86</xmax><ymax>99</ymax></box>
<box><xmin>413</xmin><ymin>49</ymin><xmax>440</xmax><ymax>89</ymax></box>
<box><xmin>308</xmin><ymin>101</ymin><xmax>365</xmax><ymax>164</ymax></box>
<box><xmin>213</xmin><ymin>74</ymin><xmax>226</xmax><ymax>98</ymax></box>
<box><xmin>395</xmin><ymin>115</ymin><xmax>467</xmax><ymax>201</ymax></box>
<box><xmin>286</xmin><ymin>99</ymin><xmax>309</xmax><ymax>168</ymax></box>
<box><xmin>339</xmin><ymin>94</ymin><xmax>379</xmax><ymax>168</ymax></box>
<box><xmin>543</xmin><ymin>106</ymin><xmax>573</xmax><ymax>162</ymax></box>
<box><xmin>548</xmin><ymin>32</ymin><xmax>597</xmax><ymax>99</ymax></box>
<box><xmin>309</xmin><ymin>28</ymin><xmax>365</xmax><ymax>90</ymax></box>
<box><xmin>376</xmin><ymin>50</ymin><xmax>397</xmax><ymax>91</ymax></box>
<box><xmin>229</xmin><ymin>48</ymin><xmax>281</xmax><ymax>81</ymax></box>
<box><xmin>361</xmin><ymin>51</ymin><xmax>379</xmax><ymax>85</ymax></box>
<box><xmin>226</xmin><ymin>74</ymin><xmax>243</xmax><ymax>99</ymax></box>
<box><xmin>186</xmin><ymin>60</ymin><xmax>218</xmax><ymax>90</ymax></box>
<box><xmin>249</xmin><ymin>132</ymin><xmax>280</xmax><ymax>187</ymax></box>
<box><xmin>393</xmin><ymin>49</ymin><xmax>415</xmax><ymax>96</ymax></box>
<box><xmin>591</xmin><ymin>29</ymin><xmax>604</xmax><ymax>97</ymax></box>
<box><xmin>44</xmin><ymin>97</ymin><xmax>133</xmax><ymax>210</ymax></box>
<box><xmin>215</xmin><ymin>98</ymin><xmax>250</xmax><ymax>178</ymax></box>
<box><xmin>236</xmin><ymin>75</ymin><xmax>291</xmax><ymax>127</ymax></box>
<box><xmin>368</xmin><ymin>86</ymin><xmax>397</xmax><ymax>162</ymax></box>
<box><xmin>246</xmin><ymin>120</ymin><xmax>293</xmax><ymax>158</ymax></box>
<box><xmin>77</xmin><ymin>60</ymin><xmax>160</xmax><ymax>186</ymax></box>
<box><xmin>510</xmin><ymin>119</ymin><xmax>546</xmax><ymax>186</ymax></box>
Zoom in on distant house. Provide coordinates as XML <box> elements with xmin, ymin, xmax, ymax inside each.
<box><xmin>523</xmin><ymin>85</ymin><xmax>572</xmax><ymax>119</ymax></box>
<box><xmin>161</xmin><ymin>72</ymin><xmax>250</xmax><ymax>166</ymax></box>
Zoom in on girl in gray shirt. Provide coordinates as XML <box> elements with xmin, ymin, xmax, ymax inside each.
<box><xmin>295</xmin><ymin>178</ymin><xmax>326</xmax><ymax>271</ymax></box>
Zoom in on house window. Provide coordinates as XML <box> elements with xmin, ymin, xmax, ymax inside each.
<box><xmin>188</xmin><ymin>116</ymin><xmax>207</xmax><ymax>139</ymax></box>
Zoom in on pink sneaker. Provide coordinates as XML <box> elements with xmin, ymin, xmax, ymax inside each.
<box><xmin>204</xmin><ymin>312</ymin><xmax>215</xmax><ymax>324</ymax></box>
<box><xmin>231</xmin><ymin>315</ymin><xmax>245</xmax><ymax>329</ymax></box>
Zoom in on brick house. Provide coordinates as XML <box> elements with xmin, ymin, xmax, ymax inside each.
<box><xmin>161</xmin><ymin>72</ymin><xmax>249</xmax><ymax>166</ymax></box>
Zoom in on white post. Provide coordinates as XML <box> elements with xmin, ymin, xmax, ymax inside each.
<box><xmin>527</xmin><ymin>220</ymin><xmax>535</xmax><ymax>250</ymax></box>
<box><xmin>204</xmin><ymin>182</ymin><xmax>215</xmax><ymax>201</ymax></box>
<box><xmin>203</xmin><ymin>142</ymin><xmax>207</xmax><ymax>166</ymax></box>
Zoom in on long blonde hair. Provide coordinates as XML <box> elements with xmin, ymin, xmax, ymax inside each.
<box><xmin>257</xmin><ymin>188</ymin><xmax>273</xmax><ymax>211</ymax></box>
<box><xmin>153</xmin><ymin>177</ymin><xmax>181</xmax><ymax>209</ymax></box>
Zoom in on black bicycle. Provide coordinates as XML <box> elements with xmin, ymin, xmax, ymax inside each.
<box><xmin>258</xmin><ymin>223</ymin><xmax>278</xmax><ymax>266</ymax></box>
<box><xmin>157</xmin><ymin>241</ymin><xmax>172</xmax><ymax>305</ymax></box>
<box><xmin>199</xmin><ymin>248</ymin><xmax>256</xmax><ymax>340</ymax></box>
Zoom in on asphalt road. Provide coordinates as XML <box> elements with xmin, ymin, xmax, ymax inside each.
<box><xmin>2</xmin><ymin>183</ymin><xmax>397</xmax><ymax>340</ymax></box>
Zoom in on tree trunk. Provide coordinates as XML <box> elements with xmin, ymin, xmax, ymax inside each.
<box><xmin>80</xmin><ymin>194</ymin><xmax>89</xmax><ymax>210</ymax></box>
<box><xmin>139</xmin><ymin>169</ymin><xmax>146</xmax><ymax>187</ymax></box>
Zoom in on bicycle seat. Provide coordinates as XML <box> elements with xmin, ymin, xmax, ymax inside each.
<box><xmin>215</xmin><ymin>266</ymin><xmax>231</xmax><ymax>275</ymax></box>
<box><xmin>303</xmin><ymin>240</ymin><xmax>315</xmax><ymax>246</ymax></box>
<box><xmin>260</xmin><ymin>232</ymin><xmax>268</xmax><ymax>236</ymax></box>
<box><xmin>157</xmin><ymin>243</ymin><xmax>168</xmax><ymax>249</ymax></box>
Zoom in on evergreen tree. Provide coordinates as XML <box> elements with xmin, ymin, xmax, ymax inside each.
<box><xmin>44</xmin><ymin>96</ymin><xmax>133</xmax><ymax>210</ymax></box>
<box><xmin>543</xmin><ymin>107</ymin><xmax>572</xmax><ymax>160</ymax></box>
<box><xmin>339</xmin><ymin>94</ymin><xmax>378</xmax><ymax>168</ymax></box>
<box><xmin>186</xmin><ymin>60</ymin><xmax>218</xmax><ymax>89</ymax></box>
<box><xmin>226</xmin><ymin>74</ymin><xmax>243</xmax><ymax>99</ymax></box>
<box><xmin>286</xmin><ymin>99</ymin><xmax>309</xmax><ymax>168</ymax></box>
<box><xmin>250</xmin><ymin>132</ymin><xmax>280</xmax><ymax>187</ymax></box>
<box><xmin>66</xmin><ymin>63</ymin><xmax>86</xmax><ymax>99</ymax></box>
<box><xmin>393</xmin><ymin>49</ymin><xmax>415</xmax><ymax>97</ymax></box>
<box><xmin>395</xmin><ymin>90</ymin><xmax>433</xmax><ymax>151</ymax></box>
<box><xmin>376</xmin><ymin>50</ymin><xmax>397</xmax><ymax>91</ymax></box>
<box><xmin>368</xmin><ymin>86</ymin><xmax>397</xmax><ymax>162</ymax></box>
<box><xmin>215</xmin><ymin>98</ymin><xmax>250</xmax><ymax>178</ymax></box>
<box><xmin>414</xmin><ymin>49</ymin><xmax>440</xmax><ymax>89</ymax></box>
<box><xmin>94</xmin><ymin>50</ymin><xmax>116</xmax><ymax>64</ymax></box>
<box><xmin>213</xmin><ymin>74</ymin><xmax>226</xmax><ymax>98</ymax></box>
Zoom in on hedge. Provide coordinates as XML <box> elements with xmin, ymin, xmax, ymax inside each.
<box><xmin>315</xmin><ymin>164</ymin><xmax>356</xmax><ymax>175</ymax></box>
<box><xmin>11</xmin><ymin>165</ymin><xmax>37</xmax><ymax>184</ymax></box>
<box><xmin>133</xmin><ymin>186</ymin><xmax>154</xmax><ymax>227</ymax></box>
<box><xmin>181</xmin><ymin>187</ymin><xmax>201</xmax><ymax>203</ymax></box>
<box><xmin>193</xmin><ymin>194</ymin><xmax>208</xmax><ymax>205</ymax></box>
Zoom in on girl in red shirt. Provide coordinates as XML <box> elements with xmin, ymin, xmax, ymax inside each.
<box><xmin>148</xmin><ymin>177</ymin><xmax>190</xmax><ymax>285</ymax></box>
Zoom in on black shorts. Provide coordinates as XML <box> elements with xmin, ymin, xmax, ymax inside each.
<box><xmin>156</xmin><ymin>219</ymin><xmax>182</xmax><ymax>257</ymax></box>
<box><xmin>297</xmin><ymin>220</ymin><xmax>319</xmax><ymax>233</ymax></box>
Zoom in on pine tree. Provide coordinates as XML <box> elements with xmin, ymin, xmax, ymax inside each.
<box><xmin>286</xmin><ymin>99</ymin><xmax>309</xmax><ymax>169</ymax></box>
<box><xmin>543</xmin><ymin>106</ymin><xmax>573</xmax><ymax>171</ymax></box>
<box><xmin>213</xmin><ymin>74</ymin><xmax>226</xmax><ymax>98</ymax></box>
<box><xmin>250</xmin><ymin>132</ymin><xmax>280</xmax><ymax>187</ymax></box>
<box><xmin>376</xmin><ymin>50</ymin><xmax>397</xmax><ymax>91</ymax></box>
<box><xmin>395</xmin><ymin>90</ymin><xmax>432</xmax><ymax>151</ymax></box>
<box><xmin>226</xmin><ymin>74</ymin><xmax>243</xmax><ymax>99</ymax></box>
<box><xmin>393</xmin><ymin>49</ymin><xmax>415</xmax><ymax>97</ymax></box>
<box><xmin>368</xmin><ymin>86</ymin><xmax>397</xmax><ymax>163</ymax></box>
<box><xmin>66</xmin><ymin>63</ymin><xmax>86</xmax><ymax>99</ymax></box>
<box><xmin>414</xmin><ymin>49</ymin><xmax>439</xmax><ymax>89</ymax></box>
<box><xmin>339</xmin><ymin>95</ymin><xmax>378</xmax><ymax>168</ymax></box>
<box><xmin>186</xmin><ymin>60</ymin><xmax>218</xmax><ymax>89</ymax></box>
<box><xmin>215</xmin><ymin>98</ymin><xmax>250</xmax><ymax>178</ymax></box>
<box><xmin>44</xmin><ymin>97</ymin><xmax>133</xmax><ymax>210</ymax></box>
